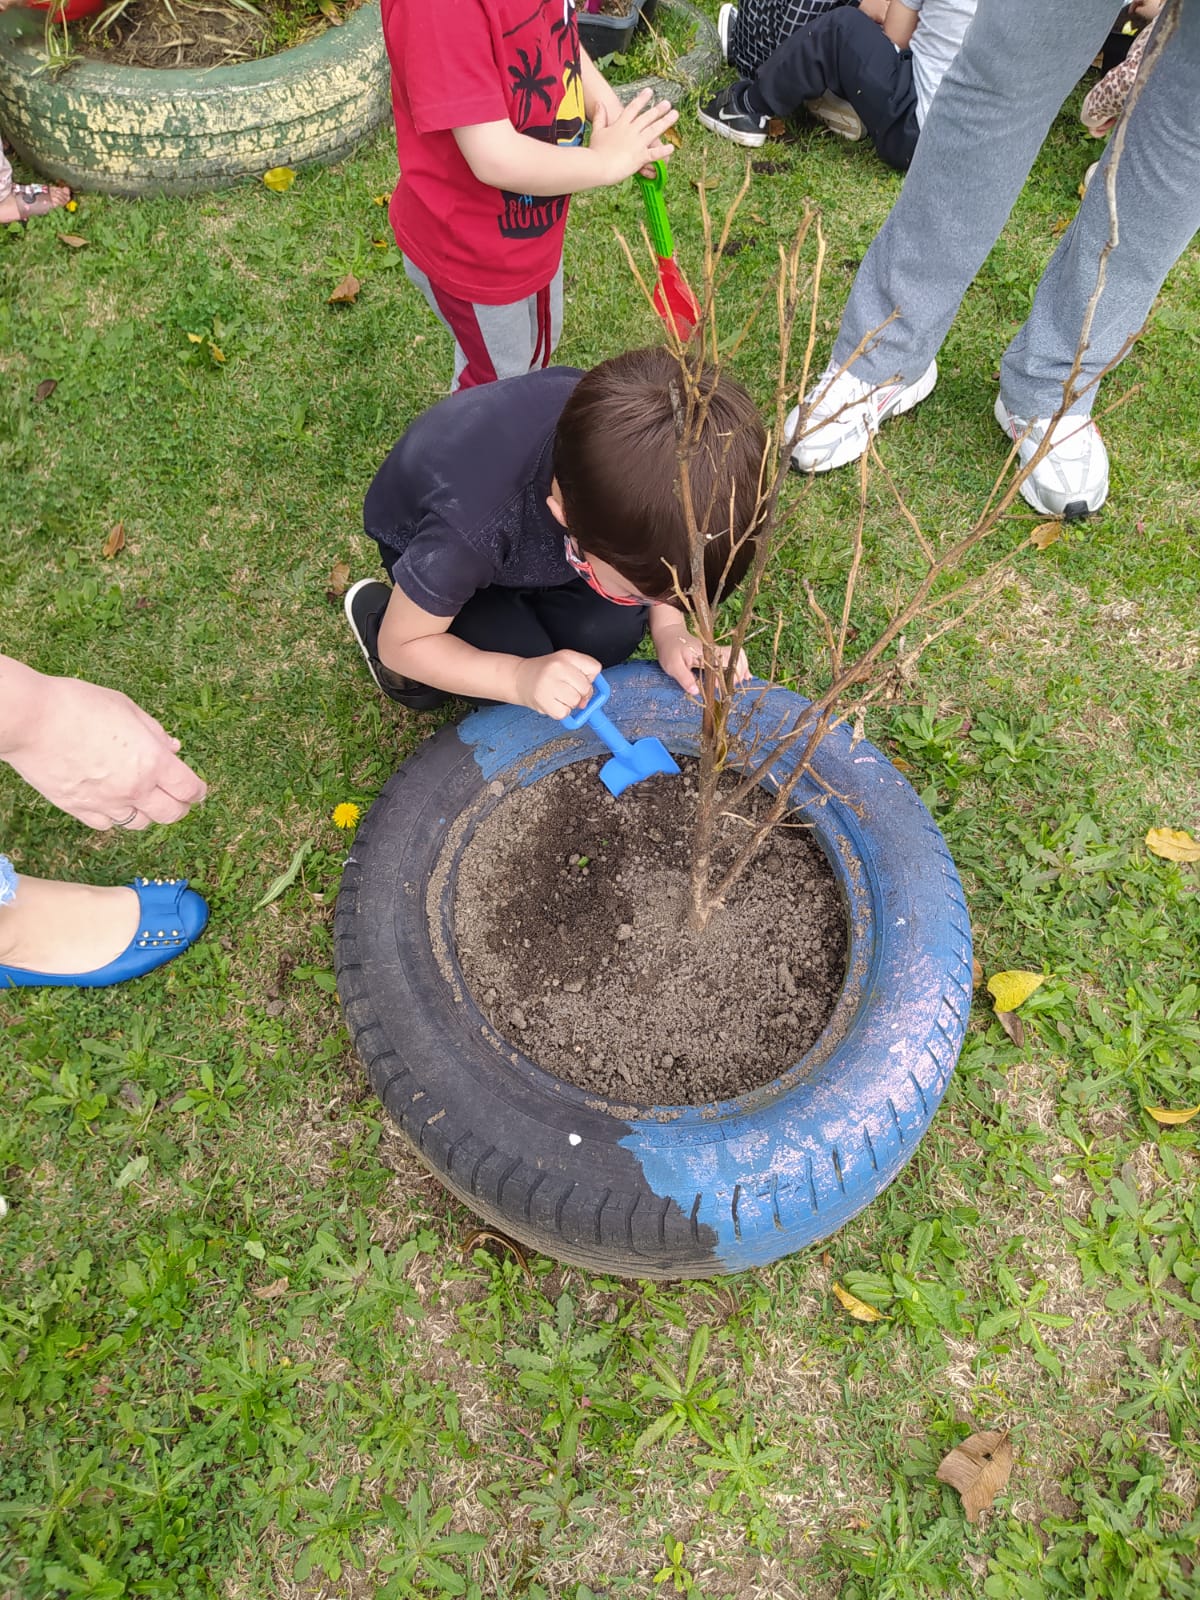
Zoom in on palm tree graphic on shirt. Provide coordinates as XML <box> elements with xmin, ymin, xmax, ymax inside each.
<box><xmin>498</xmin><ymin>1</ymin><xmax>584</xmax><ymax>241</ymax></box>
<box><xmin>509</xmin><ymin>46</ymin><xmax>557</xmax><ymax>124</ymax></box>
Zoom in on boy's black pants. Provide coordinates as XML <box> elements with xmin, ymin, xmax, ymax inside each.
<box><xmin>448</xmin><ymin>581</ymin><xmax>648</xmax><ymax>693</ymax></box>
<box><xmin>753</xmin><ymin>6</ymin><xmax>920</xmax><ymax>171</ymax></box>
<box><xmin>369</xmin><ymin>550</ymin><xmax>648</xmax><ymax>706</ymax></box>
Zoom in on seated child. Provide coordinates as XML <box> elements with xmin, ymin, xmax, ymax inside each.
<box><xmin>383</xmin><ymin>0</ymin><xmax>679</xmax><ymax>391</ymax></box>
<box><xmin>699</xmin><ymin>0</ymin><xmax>976</xmax><ymax>171</ymax></box>
<box><xmin>718</xmin><ymin>0</ymin><xmax>891</xmax><ymax>136</ymax></box>
<box><xmin>344</xmin><ymin>348</ymin><xmax>767</xmax><ymax>716</ymax></box>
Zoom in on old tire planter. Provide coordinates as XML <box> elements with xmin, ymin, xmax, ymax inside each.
<box><xmin>335</xmin><ymin>661</ymin><xmax>972</xmax><ymax>1280</ymax></box>
<box><xmin>0</xmin><ymin>1</ymin><xmax>388</xmax><ymax>197</ymax></box>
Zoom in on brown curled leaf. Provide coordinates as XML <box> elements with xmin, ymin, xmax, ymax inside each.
<box><xmin>936</xmin><ymin>1431</ymin><xmax>1013</xmax><ymax>1523</ymax></box>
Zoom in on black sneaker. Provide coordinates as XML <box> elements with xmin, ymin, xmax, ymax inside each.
<box><xmin>343</xmin><ymin>578</ymin><xmax>450</xmax><ymax>711</ymax></box>
<box><xmin>697</xmin><ymin>82</ymin><xmax>769</xmax><ymax>148</ymax></box>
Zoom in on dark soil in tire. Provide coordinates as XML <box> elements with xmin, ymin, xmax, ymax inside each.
<box><xmin>453</xmin><ymin>758</ymin><xmax>848</xmax><ymax>1104</ymax></box>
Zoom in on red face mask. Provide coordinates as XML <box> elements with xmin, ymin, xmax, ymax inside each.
<box><xmin>563</xmin><ymin>536</ymin><xmax>646</xmax><ymax>606</ymax></box>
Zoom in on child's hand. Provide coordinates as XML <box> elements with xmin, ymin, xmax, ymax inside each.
<box><xmin>513</xmin><ymin>651</ymin><xmax>601</xmax><ymax>718</ymax></box>
<box><xmin>654</xmin><ymin>625</ymin><xmax>750</xmax><ymax>698</ymax></box>
<box><xmin>590</xmin><ymin>89</ymin><xmax>679</xmax><ymax>185</ymax></box>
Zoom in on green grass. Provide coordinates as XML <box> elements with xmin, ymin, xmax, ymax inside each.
<box><xmin>2</xmin><ymin>10</ymin><xmax>1199</xmax><ymax>1596</ymax></box>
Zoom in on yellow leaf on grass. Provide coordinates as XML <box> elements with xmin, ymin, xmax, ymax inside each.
<box><xmin>1029</xmin><ymin>522</ymin><xmax>1061</xmax><ymax>550</ymax></box>
<box><xmin>187</xmin><ymin>333</ymin><xmax>204</xmax><ymax>344</ymax></box>
<box><xmin>987</xmin><ymin>970</ymin><xmax>1045</xmax><ymax>1011</ymax></box>
<box><xmin>207</xmin><ymin>343</ymin><xmax>226</xmax><ymax>364</ymax></box>
<box><xmin>1146</xmin><ymin>827</ymin><xmax>1200</xmax><ymax>863</ymax></box>
<box><xmin>263</xmin><ymin>166</ymin><xmax>296</xmax><ymax>193</ymax></box>
<box><xmin>57</xmin><ymin>233</ymin><xmax>88</xmax><ymax>249</ymax></box>
<box><xmin>833</xmin><ymin>1283</ymin><xmax>886</xmax><ymax>1322</ymax></box>
<box><xmin>1144</xmin><ymin>1104</ymin><xmax>1200</xmax><ymax>1126</ymax></box>
<box><xmin>102</xmin><ymin>522</ymin><xmax>125</xmax><ymax>559</ymax></box>
<box><xmin>936</xmin><ymin>1431</ymin><xmax>1013</xmax><ymax>1523</ymax></box>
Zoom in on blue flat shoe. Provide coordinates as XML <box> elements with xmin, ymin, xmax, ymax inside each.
<box><xmin>0</xmin><ymin>877</ymin><xmax>209</xmax><ymax>990</ymax></box>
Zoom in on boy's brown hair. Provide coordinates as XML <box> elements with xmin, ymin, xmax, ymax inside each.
<box><xmin>553</xmin><ymin>346</ymin><xmax>767</xmax><ymax>604</ymax></box>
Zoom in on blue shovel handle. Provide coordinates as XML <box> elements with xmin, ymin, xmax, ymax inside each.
<box><xmin>560</xmin><ymin>668</ymin><xmax>643</xmax><ymax>755</ymax></box>
<box><xmin>560</xmin><ymin>673</ymin><xmax>636</xmax><ymax>760</ymax></box>
<box><xmin>559</xmin><ymin>672</ymin><xmax>611</xmax><ymax>729</ymax></box>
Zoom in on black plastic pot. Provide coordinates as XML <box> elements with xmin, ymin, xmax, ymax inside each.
<box><xmin>580</xmin><ymin>0</ymin><xmax>658</xmax><ymax>58</ymax></box>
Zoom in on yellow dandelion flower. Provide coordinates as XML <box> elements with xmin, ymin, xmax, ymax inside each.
<box><xmin>332</xmin><ymin>802</ymin><xmax>362</xmax><ymax>829</ymax></box>
<box><xmin>66</xmin><ymin>199</ymin><xmax>78</xmax><ymax>212</ymax></box>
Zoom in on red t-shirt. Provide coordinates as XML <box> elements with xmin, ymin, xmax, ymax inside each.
<box><xmin>382</xmin><ymin>0</ymin><xmax>584</xmax><ymax>306</ymax></box>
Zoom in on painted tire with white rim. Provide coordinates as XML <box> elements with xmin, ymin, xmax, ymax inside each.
<box><xmin>334</xmin><ymin>661</ymin><xmax>972</xmax><ymax>1279</ymax></box>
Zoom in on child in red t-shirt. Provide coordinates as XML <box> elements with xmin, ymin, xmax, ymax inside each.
<box><xmin>382</xmin><ymin>0</ymin><xmax>679</xmax><ymax>390</ymax></box>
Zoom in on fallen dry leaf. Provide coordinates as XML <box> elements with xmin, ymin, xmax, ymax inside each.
<box><xmin>936</xmin><ymin>1431</ymin><xmax>1013</xmax><ymax>1522</ymax></box>
<box><xmin>262</xmin><ymin>166</ymin><xmax>296</xmax><ymax>193</ymax></box>
<box><xmin>662</xmin><ymin>122</ymin><xmax>683</xmax><ymax>149</ymax></box>
<box><xmin>1029</xmin><ymin>522</ymin><xmax>1061</xmax><ymax>550</ymax></box>
<box><xmin>1143</xmin><ymin>1104</ymin><xmax>1200</xmax><ymax>1126</ymax></box>
<box><xmin>987</xmin><ymin>970</ymin><xmax>1045</xmax><ymax>1011</ymax></box>
<box><xmin>102</xmin><ymin>522</ymin><xmax>125</xmax><ymax>559</ymax></box>
<box><xmin>832</xmin><ymin>1282</ymin><xmax>885</xmax><ymax>1322</ymax></box>
<box><xmin>971</xmin><ymin>956</ymin><xmax>984</xmax><ymax>989</ymax></box>
<box><xmin>34</xmin><ymin>379</ymin><xmax>57</xmax><ymax>403</ymax></box>
<box><xmin>328</xmin><ymin>273</ymin><xmax>362</xmax><ymax>305</ymax></box>
<box><xmin>995</xmin><ymin>1010</ymin><xmax>1025</xmax><ymax>1049</ymax></box>
<box><xmin>252</xmin><ymin>1277</ymin><xmax>290</xmax><ymax>1300</ymax></box>
<box><xmin>461</xmin><ymin>1226</ymin><xmax>533</xmax><ymax>1283</ymax></box>
<box><xmin>1145</xmin><ymin>827</ymin><xmax>1200</xmax><ymax>863</ymax></box>
<box><xmin>326</xmin><ymin>560</ymin><xmax>351</xmax><ymax>597</ymax></box>
<box><xmin>57</xmin><ymin>233</ymin><xmax>88</xmax><ymax>249</ymax></box>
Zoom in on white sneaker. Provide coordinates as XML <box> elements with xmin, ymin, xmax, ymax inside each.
<box><xmin>804</xmin><ymin>91</ymin><xmax>865</xmax><ymax>141</ymax></box>
<box><xmin>717</xmin><ymin>3</ymin><xmax>737</xmax><ymax>63</ymax></box>
<box><xmin>994</xmin><ymin>397</ymin><xmax>1109</xmax><ymax>519</ymax></box>
<box><xmin>788</xmin><ymin>359</ymin><xmax>938</xmax><ymax>473</ymax></box>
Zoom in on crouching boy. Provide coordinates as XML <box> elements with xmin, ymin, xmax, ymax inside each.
<box><xmin>345</xmin><ymin>347</ymin><xmax>767</xmax><ymax>716</ymax></box>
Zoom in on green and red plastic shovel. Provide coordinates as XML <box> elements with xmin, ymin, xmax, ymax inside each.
<box><xmin>634</xmin><ymin>160</ymin><xmax>701</xmax><ymax>342</ymax></box>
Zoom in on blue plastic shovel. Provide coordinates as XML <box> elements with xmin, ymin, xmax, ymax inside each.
<box><xmin>560</xmin><ymin>673</ymin><xmax>681</xmax><ymax>797</ymax></box>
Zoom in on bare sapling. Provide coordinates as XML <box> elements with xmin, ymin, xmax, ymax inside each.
<box><xmin>616</xmin><ymin>10</ymin><xmax>1165</xmax><ymax>933</ymax></box>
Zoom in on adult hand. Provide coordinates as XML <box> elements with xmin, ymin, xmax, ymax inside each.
<box><xmin>2</xmin><ymin>671</ymin><xmax>207</xmax><ymax>830</ymax></box>
<box><xmin>513</xmin><ymin>651</ymin><xmax>600</xmax><ymax>718</ymax></box>
<box><xmin>590</xmin><ymin>89</ymin><xmax>679</xmax><ymax>184</ymax></box>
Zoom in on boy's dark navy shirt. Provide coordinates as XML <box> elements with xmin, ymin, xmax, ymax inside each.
<box><xmin>364</xmin><ymin>367</ymin><xmax>583</xmax><ymax>618</ymax></box>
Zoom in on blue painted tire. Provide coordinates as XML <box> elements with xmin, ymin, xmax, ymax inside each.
<box><xmin>334</xmin><ymin>662</ymin><xmax>972</xmax><ymax>1279</ymax></box>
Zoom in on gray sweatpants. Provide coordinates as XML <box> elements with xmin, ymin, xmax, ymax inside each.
<box><xmin>833</xmin><ymin>0</ymin><xmax>1200</xmax><ymax>419</ymax></box>
<box><xmin>404</xmin><ymin>257</ymin><xmax>564</xmax><ymax>392</ymax></box>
